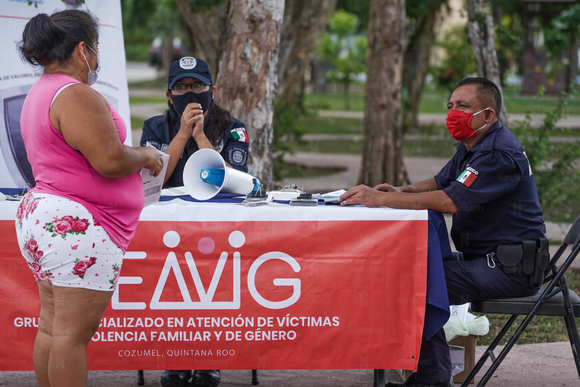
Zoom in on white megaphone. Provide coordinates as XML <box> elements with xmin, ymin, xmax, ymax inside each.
<box><xmin>183</xmin><ymin>148</ymin><xmax>260</xmax><ymax>200</ymax></box>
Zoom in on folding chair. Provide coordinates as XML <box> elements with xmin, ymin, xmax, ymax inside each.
<box><xmin>460</xmin><ymin>215</ymin><xmax>580</xmax><ymax>387</ymax></box>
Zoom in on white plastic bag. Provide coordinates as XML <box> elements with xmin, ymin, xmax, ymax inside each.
<box><xmin>443</xmin><ymin>316</ymin><xmax>470</xmax><ymax>341</ymax></box>
<box><xmin>465</xmin><ymin>315</ymin><xmax>490</xmax><ymax>336</ymax></box>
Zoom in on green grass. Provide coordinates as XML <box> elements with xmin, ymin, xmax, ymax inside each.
<box><xmin>277</xmin><ymin>163</ymin><xmax>345</xmax><ymax>179</ymax></box>
<box><xmin>124</xmin><ymin>43</ymin><xmax>151</xmax><ymax>62</ymax></box>
<box><xmin>129</xmin><ymin>96</ymin><xmax>168</xmax><ymax>105</ymax></box>
<box><xmin>291</xmin><ymin>116</ymin><xmax>456</xmax><ymax>157</ymax></box>
<box><xmin>131</xmin><ymin>116</ymin><xmax>146</xmax><ymax>130</ymax></box>
<box><xmin>476</xmin><ymin>271</ymin><xmax>580</xmax><ymax>346</ymax></box>
<box><xmin>302</xmin><ymin>87</ymin><xmax>580</xmax><ymax>115</ymax></box>
<box><xmin>295</xmin><ymin>117</ymin><xmax>364</xmax><ymax>134</ymax></box>
<box><xmin>128</xmin><ymin>79</ymin><xmax>167</xmax><ymax>89</ymax></box>
<box><xmin>305</xmin><ymin>87</ymin><xmax>366</xmax><ymax>112</ymax></box>
<box><xmin>129</xmin><ymin>84</ymin><xmax>580</xmax><ymax>115</ymax></box>
<box><xmin>289</xmin><ymin>138</ymin><xmax>456</xmax><ymax>158</ymax></box>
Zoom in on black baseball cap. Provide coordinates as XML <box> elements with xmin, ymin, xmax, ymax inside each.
<box><xmin>167</xmin><ymin>57</ymin><xmax>213</xmax><ymax>89</ymax></box>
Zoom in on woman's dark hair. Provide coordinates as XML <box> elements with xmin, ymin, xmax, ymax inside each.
<box><xmin>19</xmin><ymin>9</ymin><xmax>99</xmax><ymax>67</ymax></box>
<box><xmin>167</xmin><ymin>96</ymin><xmax>231</xmax><ymax>147</ymax></box>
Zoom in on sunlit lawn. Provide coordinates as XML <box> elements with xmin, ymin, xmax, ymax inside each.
<box><xmin>303</xmin><ymin>87</ymin><xmax>580</xmax><ymax>115</ymax></box>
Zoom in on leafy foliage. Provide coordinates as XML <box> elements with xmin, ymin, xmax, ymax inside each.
<box><xmin>121</xmin><ymin>0</ymin><xmax>159</xmax><ymax>46</ymax></box>
<box><xmin>335</xmin><ymin>0</ymin><xmax>368</xmax><ymax>33</ymax></box>
<box><xmin>316</xmin><ymin>10</ymin><xmax>367</xmax><ymax>109</ymax></box>
<box><xmin>494</xmin><ymin>11</ymin><xmax>525</xmax><ymax>83</ymax></box>
<box><xmin>511</xmin><ymin>86</ymin><xmax>580</xmax><ymax>221</ymax></box>
<box><xmin>543</xmin><ymin>4</ymin><xmax>580</xmax><ymax>76</ymax></box>
<box><xmin>272</xmin><ymin>103</ymin><xmax>310</xmax><ymax>181</ymax></box>
<box><xmin>430</xmin><ymin>25</ymin><xmax>477</xmax><ymax>93</ymax></box>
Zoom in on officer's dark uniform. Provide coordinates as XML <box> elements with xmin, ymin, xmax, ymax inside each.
<box><xmin>140</xmin><ymin>111</ymin><xmax>250</xmax><ymax>188</ymax></box>
<box><xmin>416</xmin><ymin>121</ymin><xmax>546</xmax><ymax>384</ymax></box>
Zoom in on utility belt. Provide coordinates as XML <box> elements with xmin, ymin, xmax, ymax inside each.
<box><xmin>486</xmin><ymin>238</ymin><xmax>550</xmax><ymax>288</ymax></box>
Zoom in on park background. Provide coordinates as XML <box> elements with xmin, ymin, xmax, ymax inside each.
<box><xmin>2</xmin><ymin>0</ymin><xmax>579</xmax><ymax>382</ymax></box>
<box><xmin>119</xmin><ymin>0</ymin><xmax>580</xmax><ymax>352</ymax></box>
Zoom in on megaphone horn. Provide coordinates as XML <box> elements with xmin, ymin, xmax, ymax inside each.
<box><xmin>183</xmin><ymin>149</ymin><xmax>260</xmax><ymax>200</ymax></box>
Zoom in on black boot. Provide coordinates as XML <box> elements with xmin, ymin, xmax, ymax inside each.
<box><xmin>192</xmin><ymin>370</ymin><xmax>221</xmax><ymax>387</ymax></box>
<box><xmin>386</xmin><ymin>372</ymin><xmax>453</xmax><ymax>387</ymax></box>
<box><xmin>160</xmin><ymin>370</ymin><xmax>192</xmax><ymax>387</ymax></box>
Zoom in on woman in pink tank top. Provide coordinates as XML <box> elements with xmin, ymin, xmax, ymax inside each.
<box><xmin>16</xmin><ymin>9</ymin><xmax>163</xmax><ymax>387</ymax></box>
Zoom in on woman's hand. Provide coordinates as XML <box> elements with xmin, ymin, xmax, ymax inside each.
<box><xmin>142</xmin><ymin>147</ymin><xmax>163</xmax><ymax>177</ymax></box>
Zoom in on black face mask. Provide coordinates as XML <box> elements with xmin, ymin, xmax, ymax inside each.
<box><xmin>170</xmin><ymin>89</ymin><xmax>213</xmax><ymax>116</ymax></box>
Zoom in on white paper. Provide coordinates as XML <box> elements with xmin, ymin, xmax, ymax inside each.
<box><xmin>449</xmin><ymin>345</ymin><xmax>466</xmax><ymax>376</ymax></box>
<box><xmin>464</xmin><ymin>311</ymin><xmax>476</xmax><ymax>323</ymax></box>
<box><xmin>322</xmin><ymin>189</ymin><xmax>346</xmax><ymax>197</ymax></box>
<box><xmin>160</xmin><ymin>186</ymin><xmax>189</xmax><ymax>197</ymax></box>
<box><xmin>141</xmin><ymin>150</ymin><xmax>170</xmax><ymax>207</ymax></box>
<box><xmin>266</xmin><ymin>189</ymin><xmax>346</xmax><ymax>202</ymax></box>
<box><xmin>266</xmin><ymin>191</ymin><xmax>301</xmax><ymax>202</ymax></box>
<box><xmin>449</xmin><ymin>303</ymin><xmax>470</xmax><ymax>323</ymax></box>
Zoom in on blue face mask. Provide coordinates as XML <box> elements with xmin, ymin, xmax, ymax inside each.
<box><xmin>81</xmin><ymin>44</ymin><xmax>100</xmax><ymax>86</ymax></box>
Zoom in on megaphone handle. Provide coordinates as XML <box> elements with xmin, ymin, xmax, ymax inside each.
<box><xmin>200</xmin><ymin>168</ymin><xmax>225</xmax><ymax>187</ymax></box>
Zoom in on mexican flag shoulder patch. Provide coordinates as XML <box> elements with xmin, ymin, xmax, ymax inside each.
<box><xmin>231</xmin><ymin>127</ymin><xmax>249</xmax><ymax>143</ymax></box>
<box><xmin>457</xmin><ymin>166</ymin><xmax>479</xmax><ymax>187</ymax></box>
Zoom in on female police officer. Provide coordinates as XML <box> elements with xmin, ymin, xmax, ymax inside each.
<box><xmin>141</xmin><ymin>56</ymin><xmax>249</xmax><ymax>189</ymax></box>
<box><xmin>140</xmin><ymin>57</ymin><xmax>249</xmax><ymax>387</ymax></box>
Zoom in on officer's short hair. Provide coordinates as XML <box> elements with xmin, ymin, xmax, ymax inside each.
<box><xmin>456</xmin><ymin>77</ymin><xmax>502</xmax><ymax>114</ymax></box>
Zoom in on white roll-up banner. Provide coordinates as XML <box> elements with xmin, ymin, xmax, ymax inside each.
<box><xmin>0</xmin><ymin>0</ymin><xmax>130</xmax><ymax>188</ymax></box>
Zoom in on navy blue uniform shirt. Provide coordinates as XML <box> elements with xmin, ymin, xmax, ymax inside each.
<box><xmin>140</xmin><ymin>111</ymin><xmax>250</xmax><ymax>188</ymax></box>
<box><xmin>434</xmin><ymin>121</ymin><xmax>545</xmax><ymax>260</ymax></box>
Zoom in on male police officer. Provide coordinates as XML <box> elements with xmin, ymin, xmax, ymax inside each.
<box><xmin>340</xmin><ymin>77</ymin><xmax>546</xmax><ymax>387</ymax></box>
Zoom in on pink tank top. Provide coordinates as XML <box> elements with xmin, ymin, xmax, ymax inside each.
<box><xmin>21</xmin><ymin>74</ymin><xmax>144</xmax><ymax>252</ymax></box>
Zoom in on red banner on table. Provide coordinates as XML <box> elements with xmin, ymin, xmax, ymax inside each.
<box><xmin>0</xmin><ymin>217</ymin><xmax>428</xmax><ymax>371</ymax></box>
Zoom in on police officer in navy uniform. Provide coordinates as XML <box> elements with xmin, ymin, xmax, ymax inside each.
<box><xmin>340</xmin><ymin>77</ymin><xmax>546</xmax><ymax>387</ymax></box>
<box><xmin>141</xmin><ymin>57</ymin><xmax>248</xmax><ymax>387</ymax></box>
<box><xmin>141</xmin><ymin>56</ymin><xmax>249</xmax><ymax>189</ymax></box>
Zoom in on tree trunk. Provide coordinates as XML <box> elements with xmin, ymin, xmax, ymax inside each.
<box><xmin>465</xmin><ymin>0</ymin><xmax>508</xmax><ymax>124</ymax></box>
<box><xmin>310</xmin><ymin>58</ymin><xmax>329</xmax><ymax>93</ymax></box>
<box><xmin>276</xmin><ymin>0</ymin><xmax>337</xmax><ymax>107</ymax></box>
<box><xmin>359</xmin><ymin>0</ymin><xmax>408</xmax><ymax>187</ymax></box>
<box><xmin>344</xmin><ymin>80</ymin><xmax>350</xmax><ymax>110</ymax></box>
<box><xmin>174</xmin><ymin>0</ymin><xmax>219</xmax><ymax>75</ymax></box>
<box><xmin>215</xmin><ymin>0</ymin><xmax>285</xmax><ymax>190</ymax></box>
<box><xmin>160</xmin><ymin>36</ymin><xmax>174</xmax><ymax>80</ymax></box>
<box><xmin>403</xmin><ymin>3</ymin><xmax>441</xmax><ymax>130</ymax></box>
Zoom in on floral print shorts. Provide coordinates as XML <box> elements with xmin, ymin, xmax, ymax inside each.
<box><xmin>15</xmin><ymin>192</ymin><xmax>123</xmax><ymax>291</ymax></box>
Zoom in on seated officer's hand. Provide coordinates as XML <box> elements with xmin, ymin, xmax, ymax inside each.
<box><xmin>339</xmin><ymin>185</ymin><xmax>385</xmax><ymax>208</ymax></box>
<box><xmin>374</xmin><ymin>183</ymin><xmax>400</xmax><ymax>193</ymax></box>
<box><xmin>179</xmin><ymin>103</ymin><xmax>205</xmax><ymax>139</ymax></box>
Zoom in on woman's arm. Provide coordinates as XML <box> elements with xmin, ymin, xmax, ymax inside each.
<box><xmin>50</xmin><ymin>84</ymin><xmax>162</xmax><ymax>178</ymax></box>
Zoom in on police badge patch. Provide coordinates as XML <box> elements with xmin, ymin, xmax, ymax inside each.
<box><xmin>228</xmin><ymin>147</ymin><xmax>248</xmax><ymax>166</ymax></box>
<box><xmin>180</xmin><ymin>57</ymin><xmax>196</xmax><ymax>70</ymax></box>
